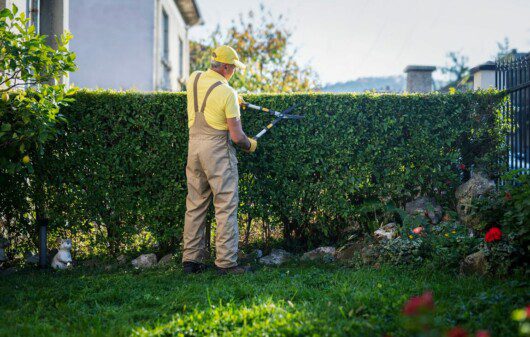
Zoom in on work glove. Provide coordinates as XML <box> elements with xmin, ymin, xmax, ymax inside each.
<box><xmin>244</xmin><ymin>137</ymin><xmax>258</xmax><ymax>153</ymax></box>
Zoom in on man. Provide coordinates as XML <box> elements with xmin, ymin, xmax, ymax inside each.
<box><xmin>182</xmin><ymin>45</ymin><xmax>257</xmax><ymax>275</ymax></box>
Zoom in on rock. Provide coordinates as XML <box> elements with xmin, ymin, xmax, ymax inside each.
<box><xmin>0</xmin><ymin>267</ymin><xmax>17</xmax><ymax>276</ymax></box>
<box><xmin>374</xmin><ymin>223</ymin><xmax>398</xmax><ymax>241</ymax></box>
<box><xmin>116</xmin><ymin>254</ymin><xmax>128</xmax><ymax>266</ymax></box>
<box><xmin>239</xmin><ymin>249</ymin><xmax>264</xmax><ymax>264</ymax></box>
<box><xmin>0</xmin><ymin>237</ymin><xmax>9</xmax><ymax>248</ymax></box>
<box><xmin>361</xmin><ymin>244</ymin><xmax>379</xmax><ymax>265</ymax></box>
<box><xmin>259</xmin><ymin>249</ymin><xmax>292</xmax><ymax>266</ymax></box>
<box><xmin>405</xmin><ymin>197</ymin><xmax>443</xmax><ymax>224</ymax></box>
<box><xmin>301</xmin><ymin>246</ymin><xmax>336</xmax><ymax>262</ymax></box>
<box><xmin>334</xmin><ymin>242</ymin><xmax>364</xmax><ymax>261</ymax></box>
<box><xmin>455</xmin><ymin>172</ymin><xmax>495</xmax><ymax>229</ymax></box>
<box><xmin>158</xmin><ymin>254</ymin><xmax>174</xmax><ymax>266</ymax></box>
<box><xmin>131</xmin><ymin>253</ymin><xmax>157</xmax><ymax>269</ymax></box>
<box><xmin>25</xmin><ymin>253</ymin><xmax>39</xmax><ymax>265</ymax></box>
<box><xmin>25</xmin><ymin>251</ymin><xmax>57</xmax><ymax>265</ymax></box>
<box><xmin>460</xmin><ymin>251</ymin><xmax>488</xmax><ymax>275</ymax></box>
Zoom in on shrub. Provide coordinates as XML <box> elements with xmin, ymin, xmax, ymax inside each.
<box><xmin>427</xmin><ymin>220</ymin><xmax>481</xmax><ymax>270</ymax></box>
<box><xmin>239</xmin><ymin>91</ymin><xmax>506</xmax><ymax>247</ymax></box>
<box><xmin>2</xmin><ymin>90</ymin><xmax>507</xmax><ymax>255</ymax></box>
<box><xmin>471</xmin><ymin>170</ymin><xmax>530</xmax><ymax>273</ymax></box>
<box><xmin>42</xmin><ymin>92</ymin><xmax>189</xmax><ymax>255</ymax></box>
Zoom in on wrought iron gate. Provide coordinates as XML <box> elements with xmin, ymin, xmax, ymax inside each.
<box><xmin>496</xmin><ymin>52</ymin><xmax>530</xmax><ymax>171</ymax></box>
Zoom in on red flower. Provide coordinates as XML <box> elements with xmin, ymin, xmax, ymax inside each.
<box><xmin>475</xmin><ymin>330</ymin><xmax>490</xmax><ymax>337</ymax></box>
<box><xmin>447</xmin><ymin>327</ymin><xmax>468</xmax><ymax>337</ymax></box>
<box><xmin>459</xmin><ymin>164</ymin><xmax>466</xmax><ymax>170</ymax></box>
<box><xmin>526</xmin><ymin>305</ymin><xmax>530</xmax><ymax>318</ymax></box>
<box><xmin>402</xmin><ymin>291</ymin><xmax>434</xmax><ymax>316</ymax></box>
<box><xmin>485</xmin><ymin>227</ymin><xmax>502</xmax><ymax>243</ymax></box>
<box><xmin>413</xmin><ymin>226</ymin><xmax>424</xmax><ymax>234</ymax></box>
<box><xmin>504</xmin><ymin>191</ymin><xmax>512</xmax><ymax>201</ymax></box>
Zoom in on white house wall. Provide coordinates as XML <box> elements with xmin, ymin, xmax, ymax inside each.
<box><xmin>69</xmin><ymin>0</ymin><xmax>155</xmax><ymax>91</ymax></box>
<box><xmin>154</xmin><ymin>0</ymin><xmax>190</xmax><ymax>91</ymax></box>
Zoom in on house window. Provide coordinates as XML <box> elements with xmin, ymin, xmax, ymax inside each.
<box><xmin>161</xmin><ymin>9</ymin><xmax>170</xmax><ymax>90</ymax></box>
<box><xmin>178</xmin><ymin>37</ymin><xmax>183</xmax><ymax>78</ymax></box>
<box><xmin>162</xmin><ymin>10</ymin><xmax>169</xmax><ymax>62</ymax></box>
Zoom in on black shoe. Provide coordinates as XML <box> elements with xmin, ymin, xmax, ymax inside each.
<box><xmin>182</xmin><ymin>261</ymin><xmax>209</xmax><ymax>274</ymax></box>
<box><xmin>216</xmin><ymin>265</ymin><xmax>254</xmax><ymax>275</ymax></box>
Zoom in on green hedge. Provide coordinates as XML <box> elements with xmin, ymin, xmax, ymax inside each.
<box><xmin>2</xmin><ymin>90</ymin><xmax>508</xmax><ymax>253</ymax></box>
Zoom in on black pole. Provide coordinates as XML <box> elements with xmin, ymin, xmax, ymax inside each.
<box><xmin>37</xmin><ymin>215</ymin><xmax>48</xmax><ymax>269</ymax></box>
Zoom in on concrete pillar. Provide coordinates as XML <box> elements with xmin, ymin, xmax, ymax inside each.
<box><xmin>404</xmin><ymin>65</ymin><xmax>436</xmax><ymax>93</ymax></box>
<box><xmin>470</xmin><ymin>62</ymin><xmax>496</xmax><ymax>90</ymax></box>
<box><xmin>39</xmin><ymin>0</ymin><xmax>69</xmax><ymax>85</ymax></box>
<box><xmin>39</xmin><ymin>0</ymin><xmax>68</xmax><ymax>48</ymax></box>
<box><xmin>0</xmin><ymin>0</ymin><xmax>28</xmax><ymax>12</ymax></box>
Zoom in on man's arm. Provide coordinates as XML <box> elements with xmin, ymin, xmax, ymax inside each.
<box><xmin>227</xmin><ymin>117</ymin><xmax>256</xmax><ymax>152</ymax></box>
<box><xmin>227</xmin><ymin>117</ymin><xmax>251</xmax><ymax>149</ymax></box>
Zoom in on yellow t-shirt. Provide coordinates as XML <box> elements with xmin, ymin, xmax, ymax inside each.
<box><xmin>186</xmin><ymin>69</ymin><xmax>240</xmax><ymax>131</ymax></box>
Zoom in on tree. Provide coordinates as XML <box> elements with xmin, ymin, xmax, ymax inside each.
<box><xmin>0</xmin><ymin>5</ymin><xmax>77</xmax><ymax>251</ymax></box>
<box><xmin>495</xmin><ymin>37</ymin><xmax>511</xmax><ymax>59</ymax></box>
<box><xmin>441</xmin><ymin>51</ymin><xmax>469</xmax><ymax>83</ymax></box>
<box><xmin>190</xmin><ymin>5</ymin><xmax>319</xmax><ymax>93</ymax></box>
<box><xmin>0</xmin><ymin>5</ymin><xmax>77</xmax><ymax>174</ymax></box>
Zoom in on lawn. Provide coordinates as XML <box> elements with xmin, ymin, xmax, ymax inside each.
<box><xmin>1</xmin><ymin>263</ymin><xmax>527</xmax><ymax>337</ymax></box>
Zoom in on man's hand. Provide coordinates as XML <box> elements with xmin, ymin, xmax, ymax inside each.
<box><xmin>238</xmin><ymin>95</ymin><xmax>245</xmax><ymax>106</ymax></box>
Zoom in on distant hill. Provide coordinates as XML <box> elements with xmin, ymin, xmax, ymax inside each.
<box><xmin>321</xmin><ymin>75</ymin><xmax>405</xmax><ymax>93</ymax></box>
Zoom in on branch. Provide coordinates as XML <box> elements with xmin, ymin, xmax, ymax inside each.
<box><xmin>0</xmin><ymin>69</ymin><xmax>21</xmax><ymax>89</ymax></box>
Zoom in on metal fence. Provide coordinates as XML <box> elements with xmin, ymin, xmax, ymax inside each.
<box><xmin>496</xmin><ymin>53</ymin><xmax>530</xmax><ymax>171</ymax></box>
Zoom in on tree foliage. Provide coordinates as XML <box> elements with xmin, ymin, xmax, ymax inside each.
<box><xmin>441</xmin><ymin>51</ymin><xmax>469</xmax><ymax>83</ymax></box>
<box><xmin>190</xmin><ymin>5</ymin><xmax>319</xmax><ymax>93</ymax></box>
<box><xmin>494</xmin><ymin>37</ymin><xmax>511</xmax><ymax>59</ymax></box>
<box><xmin>0</xmin><ymin>5</ymin><xmax>76</xmax><ymax>249</ymax></box>
<box><xmin>0</xmin><ymin>5</ymin><xmax>76</xmax><ymax>174</ymax></box>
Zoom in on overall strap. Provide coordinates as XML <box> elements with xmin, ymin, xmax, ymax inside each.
<box><xmin>193</xmin><ymin>72</ymin><xmax>202</xmax><ymax>113</ymax></box>
<box><xmin>200</xmin><ymin>81</ymin><xmax>223</xmax><ymax>114</ymax></box>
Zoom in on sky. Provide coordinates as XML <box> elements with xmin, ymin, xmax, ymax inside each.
<box><xmin>189</xmin><ymin>0</ymin><xmax>530</xmax><ymax>85</ymax></box>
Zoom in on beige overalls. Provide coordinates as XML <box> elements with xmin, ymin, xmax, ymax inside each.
<box><xmin>182</xmin><ymin>72</ymin><xmax>239</xmax><ymax>268</ymax></box>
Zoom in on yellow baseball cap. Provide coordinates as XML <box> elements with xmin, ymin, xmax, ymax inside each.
<box><xmin>212</xmin><ymin>45</ymin><xmax>246</xmax><ymax>69</ymax></box>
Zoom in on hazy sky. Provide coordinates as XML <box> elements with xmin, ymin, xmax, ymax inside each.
<box><xmin>190</xmin><ymin>0</ymin><xmax>530</xmax><ymax>85</ymax></box>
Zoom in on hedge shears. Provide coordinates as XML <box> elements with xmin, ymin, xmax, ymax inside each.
<box><xmin>241</xmin><ymin>102</ymin><xmax>304</xmax><ymax>139</ymax></box>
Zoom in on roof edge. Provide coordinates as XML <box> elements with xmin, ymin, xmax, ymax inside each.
<box><xmin>174</xmin><ymin>0</ymin><xmax>203</xmax><ymax>27</ymax></box>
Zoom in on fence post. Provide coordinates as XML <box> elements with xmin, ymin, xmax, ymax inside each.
<box><xmin>470</xmin><ymin>62</ymin><xmax>496</xmax><ymax>90</ymax></box>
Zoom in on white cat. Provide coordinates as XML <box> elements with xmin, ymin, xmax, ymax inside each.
<box><xmin>51</xmin><ymin>239</ymin><xmax>73</xmax><ymax>270</ymax></box>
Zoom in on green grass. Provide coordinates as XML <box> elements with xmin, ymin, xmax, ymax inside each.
<box><xmin>1</xmin><ymin>263</ymin><xmax>528</xmax><ymax>337</ymax></box>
